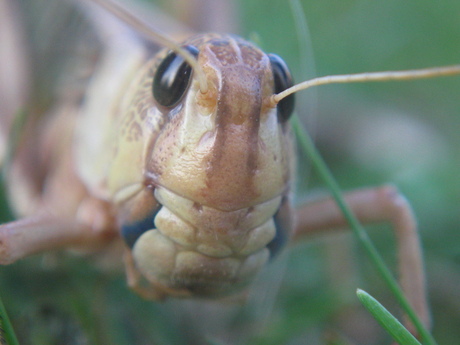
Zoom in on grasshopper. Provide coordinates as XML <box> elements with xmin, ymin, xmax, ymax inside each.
<box><xmin>1</xmin><ymin>0</ymin><xmax>460</xmax><ymax>343</ymax></box>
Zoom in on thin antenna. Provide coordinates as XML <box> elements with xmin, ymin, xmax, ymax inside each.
<box><xmin>271</xmin><ymin>64</ymin><xmax>460</xmax><ymax>106</ymax></box>
<box><xmin>86</xmin><ymin>0</ymin><xmax>208</xmax><ymax>93</ymax></box>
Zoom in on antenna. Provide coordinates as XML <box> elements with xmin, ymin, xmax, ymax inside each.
<box><xmin>85</xmin><ymin>0</ymin><xmax>208</xmax><ymax>93</ymax></box>
<box><xmin>271</xmin><ymin>64</ymin><xmax>460</xmax><ymax>106</ymax></box>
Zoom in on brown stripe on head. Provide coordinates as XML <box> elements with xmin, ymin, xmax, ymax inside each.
<box><xmin>200</xmin><ymin>37</ymin><xmax>269</xmax><ymax>209</ymax></box>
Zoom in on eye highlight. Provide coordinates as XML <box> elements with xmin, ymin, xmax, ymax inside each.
<box><xmin>268</xmin><ymin>53</ymin><xmax>295</xmax><ymax>122</ymax></box>
<box><xmin>153</xmin><ymin>45</ymin><xmax>199</xmax><ymax>108</ymax></box>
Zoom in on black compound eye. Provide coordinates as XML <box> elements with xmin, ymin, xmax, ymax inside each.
<box><xmin>153</xmin><ymin>45</ymin><xmax>199</xmax><ymax>108</ymax></box>
<box><xmin>268</xmin><ymin>53</ymin><xmax>295</xmax><ymax>122</ymax></box>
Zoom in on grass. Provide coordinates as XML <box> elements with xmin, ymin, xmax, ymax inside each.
<box><xmin>291</xmin><ymin>113</ymin><xmax>435</xmax><ymax>344</ymax></box>
<box><xmin>356</xmin><ymin>289</ymin><xmax>421</xmax><ymax>345</ymax></box>
<box><xmin>1</xmin><ymin>0</ymin><xmax>460</xmax><ymax>344</ymax></box>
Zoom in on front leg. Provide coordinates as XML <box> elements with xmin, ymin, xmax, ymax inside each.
<box><xmin>0</xmin><ymin>198</ymin><xmax>117</xmax><ymax>264</ymax></box>
<box><xmin>293</xmin><ymin>184</ymin><xmax>429</xmax><ymax>332</ymax></box>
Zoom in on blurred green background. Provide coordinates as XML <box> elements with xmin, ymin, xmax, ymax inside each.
<box><xmin>1</xmin><ymin>0</ymin><xmax>459</xmax><ymax>344</ymax></box>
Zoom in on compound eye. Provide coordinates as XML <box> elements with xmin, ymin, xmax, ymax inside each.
<box><xmin>153</xmin><ymin>45</ymin><xmax>199</xmax><ymax>108</ymax></box>
<box><xmin>268</xmin><ymin>53</ymin><xmax>295</xmax><ymax>122</ymax></box>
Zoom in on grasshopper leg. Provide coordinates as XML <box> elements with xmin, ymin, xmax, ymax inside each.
<box><xmin>293</xmin><ymin>184</ymin><xmax>429</xmax><ymax>332</ymax></box>
<box><xmin>0</xmin><ymin>198</ymin><xmax>117</xmax><ymax>265</ymax></box>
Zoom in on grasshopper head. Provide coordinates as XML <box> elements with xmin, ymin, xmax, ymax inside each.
<box><xmin>112</xmin><ymin>34</ymin><xmax>296</xmax><ymax>298</ymax></box>
<box><xmin>147</xmin><ymin>34</ymin><xmax>295</xmax><ymax>212</ymax></box>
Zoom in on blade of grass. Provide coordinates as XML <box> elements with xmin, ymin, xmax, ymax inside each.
<box><xmin>0</xmin><ymin>292</ymin><xmax>19</xmax><ymax>345</ymax></box>
<box><xmin>357</xmin><ymin>289</ymin><xmax>421</xmax><ymax>345</ymax></box>
<box><xmin>291</xmin><ymin>114</ymin><xmax>436</xmax><ymax>345</ymax></box>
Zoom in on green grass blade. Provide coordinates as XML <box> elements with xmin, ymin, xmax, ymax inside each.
<box><xmin>0</xmin><ymin>293</ymin><xmax>19</xmax><ymax>345</ymax></box>
<box><xmin>357</xmin><ymin>289</ymin><xmax>422</xmax><ymax>345</ymax></box>
<box><xmin>291</xmin><ymin>114</ymin><xmax>436</xmax><ymax>345</ymax></box>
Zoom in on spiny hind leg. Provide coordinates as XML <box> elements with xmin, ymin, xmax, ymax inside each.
<box><xmin>293</xmin><ymin>184</ymin><xmax>429</xmax><ymax>331</ymax></box>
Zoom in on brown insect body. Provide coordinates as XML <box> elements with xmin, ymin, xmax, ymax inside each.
<box><xmin>1</xmin><ymin>1</ymin><xmax>296</xmax><ymax>299</ymax></box>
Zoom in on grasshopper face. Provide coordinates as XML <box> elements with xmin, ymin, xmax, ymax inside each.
<box><xmin>111</xmin><ymin>34</ymin><xmax>296</xmax><ymax>297</ymax></box>
<box><xmin>148</xmin><ymin>34</ymin><xmax>294</xmax><ymax>211</ymax></box>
